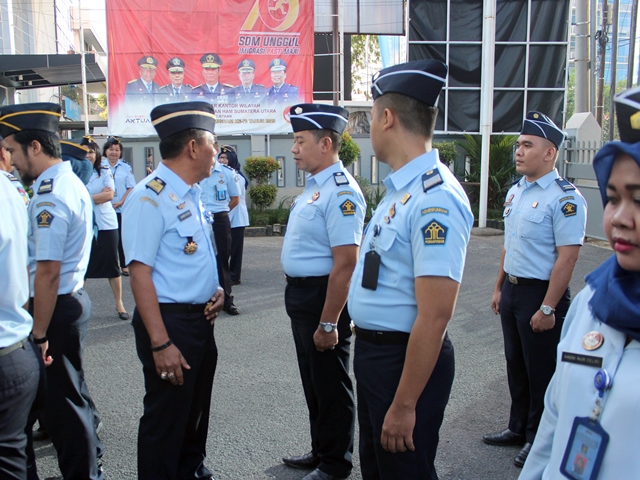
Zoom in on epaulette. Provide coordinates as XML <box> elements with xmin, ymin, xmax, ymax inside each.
<box><xmin>333</xmin><ymin>172</ymin><xmax>349</xmax><ymax>186</ymax></box>
<box><xmin>222</xmin><ymin>164</ymin><xmax>235</xmax><ymax>171</ymax></box>
<box><xmin>128</xmin><ymin>79</ymin><xmax>137</xmax><ymax>84</ymax></box>
<box><xmin>37</xmin><ymin>179</ymin><xmax>54</xmax><ymax>194</ymax></box>
<box><xmin>145</xmin><ymin>177</ymin><xmax>166</xmax><ymax>194</ymax></box>
<box><xmin>422</xmin><ymin>169</ymin><xmax>443</xmax><ymax>192</ymax></box>
<box><xmin>194</xmin><ymin>84</ymin><xmax>204</xmax><ymax>89</ymax></box>
<box><xmin>223</xmin><ymin>83</ymin><xmax>234</xmax><ymax>87</ymax></box>
<box><xmin>555</xmin><ymin>177</ymin><xmax>576</xmax><ymax>192</ymax></box>
<box><xmin>4</xmin><ymin>171</ymin><xmax>17</xmax><ymax>181</ymax></box>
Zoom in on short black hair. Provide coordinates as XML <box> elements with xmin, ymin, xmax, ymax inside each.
<box><xmin>102</xmin><ymin>137</ymin><xmax>123</xmax><ymax>158</ymax></box>
<box><xmin>374</xmin><ymin>93</ymin><xmax>438</xmax><ymax>139</ymax></box>
<box><xmin>159</xmin><ymin>129</ymin><xmax>210</xmax><ymax>159</ymax></box>
<box><xmin>308</xmin><ymin>128</ymin><xmax>342</xmax><ymax>153</ymax></box>
<box><xmin>12</xmin><ymin>130</ymin><xmax>61</xmax><ymax>159</ymax></box>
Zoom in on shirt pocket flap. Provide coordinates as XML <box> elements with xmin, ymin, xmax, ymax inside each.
<box><xmin>298</xmin><ymin>206</ymin><xmax>317</xmax><ymax>221</ymax></box>
<box><xmin>176</xmin><ymin>219</ymin><xmax>199</xmax><ymax>238</ymax></box>
<box><xmin>376</xmin><ymin>227</ymin><xmax>397</xmax><ymax>251</ymax></box>
<box><xmin>523</xmin><ymin>211</ymin><xmax>546</xmax><ymax>224</ymax></box>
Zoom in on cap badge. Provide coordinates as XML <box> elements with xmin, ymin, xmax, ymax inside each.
<box><xmin>172</xmin><ymin>58</ymin><xmax>180</xmax><ymax>66</ymax></box>
<box><xmin>206</xmin><ymin>54</ymin><xmax>214</xmax><ymax>62</ymax></box>
<box><xmin>274</xmin><ymin>59</ymin><xmax>281</xmax><ymax>65</ymax></box>
<box><xmin>533</xmin><ymin>113</ymin><xmax>539</xmax><ymax>119</ymax></box>
<box><xmin>243</xmin><ymin>59</ymin><xmax>250</xmax><ymax>67</ymax></box>
<box><xmin>631</xmin><ymin>111</ymin><xmax>640</xmax><ymax>130</ymax></box>
<box><xmin>146</xmin><ymin>57</ymin><xmax>154</xmax><ymax>64</ymax></box>
<box><xmin>295</xmin><ymin>107</ymin><xmax>302</xmax><ymax>114</ymax></box>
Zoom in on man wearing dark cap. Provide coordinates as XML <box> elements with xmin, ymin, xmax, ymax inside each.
<box><xmin>0</xmin><ymin>103</ymin><xmax>104</xmax><ymax>479</ymax></box>
<box><xmin>61</xmin><ymin>139</ymin><xmax>92</xmax><ymax>184</ymax></box>
<box><xmin>280</xmin><ymin>104</ymin><xmax>365</xmax><ymax>480</ymax></box>
<box><xmin>0</xmin><ymin>137</ymin><xmax>30</xmax><ymax>205</ymax></box>
<box><xmin>233</xmin><ymin>59</ymin><xmax>267</xmax><ymax>103</ymax></box>
<box><xmin>266</xmin><ymin>58</ymin><xmax>299</xmax><ymax>105</ymax></box>
<box><xmin>125</xmin><ymin>55</ymin><xmax>160</xmax><ymax>112</ymax></box>
<box><xmin>122</xmin><ymin>101</ymin><xmax>224</xmax><ymax>480</ymax></box>
<box><xmin>347</xmin><ymin>60</ymin><xmax>474</xmax><ymax>480</ymax></box>
<box><xmin>156</xmin><ymin>57</ymin><xmax>194</xmax><ymax>104</ymax></box>
<box><xmin>193</xmin><ymin>53</ymin><xmax>234</xmax><ymax>105</ymax></box>
<box><xmin>483</xmin><ymin>111</ymin><xmax>587</xmax><ymax>468</ymax></box>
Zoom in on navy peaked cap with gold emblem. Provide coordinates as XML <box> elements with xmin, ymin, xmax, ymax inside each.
<box><xmin>238</xmin><ymin>59</ymin><xmax>256</xmax><ymax>72</ymax></box>
<box><xmin>0</xmin><ymin>102</ymin><xmax>61</xmax><ymax>139</ymax></box>
<box><xmin>269</xmin><ymin>58</ymin><xmax>287</xmax><ymax>71</ymax></box>
<box><xmin>220</xmin><ymin>145</ymin><xmax>236</xmax><ymax>155</ymax></box>
<box><xmin>521</xmin><ymin>111</ymin><xmax>565</xmax><ymax>149</ymax></box>
<box><xmin>151</xmin><ymin>101</ymin><xmax>216</xmax><ymax>141</ymax></box>
<box><xmin>138</xmin><ymin>56</ymin><xmax>158</xmax><ymax>69</ymax></box>
<box><xmin>371</xmin><ymin>60</ymin><xmax>448</xmax><ymax>106</ymax></box>
<box><xmin>290</xmin><ymin>104</ymin><xmax>349</xmax><ymax>134</ymax></box>
<box><xmin>166</xmin><ymin>57</ymin><xmax>185</xmax><ymax>72</ymax></box>
<box><xmin>200</xmin><ymin>53</ymin><xmax>222</xmax><ymax>69</ymax></box>
<box><xmin>592</xmin><ymin>86</ymin><xmax>640</xmax><ymax>206</ymax></box>
<box><xmin>60</xmin><ymin>140</ymin><xmax>89</xmax><ymax>161</ymax></box>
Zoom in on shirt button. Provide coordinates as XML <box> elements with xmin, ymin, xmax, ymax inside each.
<box><xmin>529</xmin><ymin>215</ymin><xmax>533</xmax><ymax>220</ymax></box>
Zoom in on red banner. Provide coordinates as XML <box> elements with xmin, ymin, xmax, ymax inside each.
<box><xmin>106</xmin><ymin>0</ymin><xmax>314</xmax><ymax>136</ymax></box>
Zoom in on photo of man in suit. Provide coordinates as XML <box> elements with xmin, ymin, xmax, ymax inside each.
<box><xmin>232</xmin><ymin>59</ymin><xmax>267</xmax><ymax>104</ymax></box>
<box><xmin>266</xmin><ymin>58</ymin><xmax>298</xmax><ymax>105</ymax></box>
<box><xmin>156</xmin><ymin>57</ymin><xmax>193</xmax><ymax>105</ymax></box>
<box><xmin>192</xmin><ymin>53</ymin><xmax>234</xmax><ymax>105</ymax></box>
<box><xmin>125</xmin><ymin>56</ymin><xmax>160</xmax><ymax>114</ymax></box>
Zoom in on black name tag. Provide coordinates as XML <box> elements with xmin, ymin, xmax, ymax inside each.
<box><xmin>561</xmin><ymin>352</ymin><xmax>603</xmax><ymax>368</ymax></box>
<box><xmin>361</xmin><ymin>250</ymin><xmax>380</xmax><ymax>290</ymax></box>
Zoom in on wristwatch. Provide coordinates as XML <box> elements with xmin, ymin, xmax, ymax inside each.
<box><xmin>540</xmin><ymin>305</ymin><xmax>556</xmax><ymax>316</ymax></box>
<box><xmin>320</xmin><ymin>322</ymin><xmax>338</xmax><ymax>333</ymax></box>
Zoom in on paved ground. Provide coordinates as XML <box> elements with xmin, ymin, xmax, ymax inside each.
<box><xmin>32</xmin><ymin>233</ymin><xmax>612</xmax><ymax>480</ymax></box>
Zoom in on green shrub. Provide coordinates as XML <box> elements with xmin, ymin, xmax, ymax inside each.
<box><xmin>456</xmin><ymin>134</ymin><xmax>517</xmax><ymax>210</ymax></box>
<box><xmin>339</xmin><ymin>131</ymin><xmax>360</xmax><ymax>167</ymax></box>
<box><xmin>248</xmin><ymin>184</ymin><xmax>278</xmax><ymax>211</ymax></box>
<box><xmin>244</xmin><ymin>156</ymin><xmax>280</xmax><ymax>184</ymax></box>
<box><xmin>434</xmin><ymin>140</ymin><xmax>457</xmax><ymax>167</ymax></box>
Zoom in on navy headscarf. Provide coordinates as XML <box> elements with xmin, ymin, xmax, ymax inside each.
<box><xmin>587</xmin><ymin>87</ymin><xmax>640</xmax><ymax>341</ymax></box>
<box><xmin>220</xmin><ymin>145</ymin><xmax>248</xmax><ymax>188</ymax></box>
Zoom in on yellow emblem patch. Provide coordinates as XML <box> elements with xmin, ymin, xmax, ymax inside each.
<box><xmin>422</xmin><ymin>220</ymin><xmax>448</xmax><ymax>245</ymax></box>
<box><xmin>37</xmin><ymin>210</ymin><xmax>54</xmax><ymax>228</ymax></box>
<box><xmin>340</xmin><ymin>199</ymin><xmax>356</xmax><ymax>216</ymax></box>
<box><xmin>562</xmin><ymin>202</ymin><xmax>577</xmax><ymax>217</ymax></box>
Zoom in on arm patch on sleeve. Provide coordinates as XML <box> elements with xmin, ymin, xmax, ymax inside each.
<box><xmin>340</xmin><ymin>199</ymin><xmax>356</xmax><ymax>216</ymax></box>
<box><xmin>422</xmin><ymin>219</ymin><xmax>448</xmax><ymax>245</ymax></box>
<box><xmin>37</xmin><ymin>210</ymin><xmax>54</xmax><ymax>228</ymax></box>
<box><xmin>561</xmin><ymin>202</ymin><xmax>577</xmax><ymax>217</ymax></box>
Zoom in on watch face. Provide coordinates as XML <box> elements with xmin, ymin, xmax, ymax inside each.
<box><xmin>542</xmin><ymin>306</ymin><xmax>553</xmax><ymax>315</ymax></box>
<box><xmin>322</xmin><ymin>323</ymin><xmax>334</xmax><ymax>332</ymax></box>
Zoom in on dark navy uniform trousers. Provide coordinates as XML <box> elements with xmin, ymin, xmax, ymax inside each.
<box><xmin>285</xmin><ymin>277</ymin><xmax>355</xmax><ymax>478</ymax></box>
<box><xmin>0</xmin><ymin>338</ymin><xmax>40</xmax><ymax>479</ymax></box>
<box><xmin>212</xmin><ymin>213</ymin><xmax>233</xmax><ymax>308</ymax></box>
<box><xmin>499</xmin><ymin>279</ymin><xmax>570</xmax><ymax>443</ymax></box>
<box><xmin>354</xmin><ymin>333</ymin><xmax>454</xmax><ymax>480</ymax></box>
<box><xmin>133</xmin><ymin>306</ymin><xmax>217</xmax><ymax>480</ymax></box>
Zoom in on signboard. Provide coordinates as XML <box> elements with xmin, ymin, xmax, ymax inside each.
<box><xmin>106</xmin><ymin>0</ymin><xmax>314</xmax><ymax>137</ymax></box>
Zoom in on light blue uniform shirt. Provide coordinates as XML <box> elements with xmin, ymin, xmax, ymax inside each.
<box><xmin>348</xmin><ymin>151</ymin><xmax>474</xmax><ymax>333</ymax></box>
<box><xmin>122</xmin><ymin>162</ymin><xmax>219</xmax><ymax>304</ymax></box>
<box><xmin>502</xmin><ymin>169</ymin><xmax>587</xmax><ymax>280</ymax></box>
<box><xmin>200</xmin><ymin>162</ymin><xmax>240</xmax><ymax>213</ymax></box>
<box><xmin>28</xmin><ymin>161</ymin><xmax>93</xmax><ymax>295</ymax></box>
<box><xmin>0</xmin><ymin>174</ymin><xmax>32</xmax><ymax>347</ymax></box>
<box><xmin>281</xmin><ymin>161</ymin><xmax>365</xmax><ymax>277</ymax></box>
<box><xmin>103</xmin><ymin>158</ymin><xmax>136</xmax><ymax>213</ymax></box>
<box><xmin>2</xmin><ymin>171</ymin><xmax>29</xmax><ymax>207</ymax></box>
<box><xmin>86</xmin><ymin>167</ymin><xmax>118</xmax><ymax>231</ymax></box>
<box><xmin>229</xmin><ymin>173</ymin><xmax>250</xmax><ymax>228</ymax></box>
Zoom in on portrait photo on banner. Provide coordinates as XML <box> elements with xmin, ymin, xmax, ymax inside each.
<box><xmin>106</xmin><ymin>0</ymin><xmax>313</xmax><ymax>136</ymax></box>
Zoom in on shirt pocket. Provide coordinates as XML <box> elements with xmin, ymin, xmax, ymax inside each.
<box><xmin>376</xmin><ymin>226</ymin><xmax>399</xmax><ymax>283</ymax></box>
<box><xmin>519</xmin><ymin>211</ymin><xmax>546</xmax><ymax>238</ymax></box>
<box><xmin>297</xmin><ymin>206</ymin><xmax>317</xmax><ymax>221</ymax></box>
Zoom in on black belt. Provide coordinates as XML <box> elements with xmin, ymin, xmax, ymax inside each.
<box><xmin>0</xmin><ymin>337</ymin><xmax>29</xmax><ymax>358</ymax></box>
<box><xmin>158</xmin><ymin>303</ymin><xmax>208</xmax><ymax>314</ymax></box>
<box><xmin>213</xmin><ymin>212</ymin><xmax>228</xmax><ymax>218</ymax></box>
<box><xmin>507</xmin><ymin>275</ymin><xmax>549</xmax><ymax>286</ymax></box>
<box><xmin>354</xmin><ymin>326</ymin><xmax>410</xmax><ymax>346</ymax></box>
<box><xmin>285</xmin><ymin>275</ymin><xmax>329</xmax><ymax>288</ymax></box>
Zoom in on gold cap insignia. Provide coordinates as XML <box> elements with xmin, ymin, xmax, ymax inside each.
<box><xmin>631</xmin><ymin>111</ymin><xmax>640</xmax><ymax>130</ymax></box>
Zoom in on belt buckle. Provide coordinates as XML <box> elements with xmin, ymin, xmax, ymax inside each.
<box><xmin>508</xmin><ymin>275</ymin><xmax>518</xmax><ymax>285</ymax></box>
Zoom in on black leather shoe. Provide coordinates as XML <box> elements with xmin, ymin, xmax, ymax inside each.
<box><xmin>32</xmin><ymin>426</ymin><xmax>49</xmax><ymax>441</ymax></box>
<box><xmin>302</xmin><ymin>468</ymin><xmax>346</xmax><ymax>480</ymax></box>
<box><xmin>514</xmin><ymin>442</ymin><xmax>532</xmax><ymax>468</ymax></box>
<box><xmin>282</xmin><ymin>452</ymin><xmax>319</xmax><ymax>470</ymax></box>
<box><xmin>483</xmin><ymin>428</ymin><xmax>526</xmax><ymax>446</ymax></box>
<box><xmin>224</xmin><ymin>304</ymin><xmax>239</xmax><ymax>315</ymax></box>
<box><xmin>231</xmin><ymin>280</ymin><xmax>241</xmax><ymax>286</ymax></box>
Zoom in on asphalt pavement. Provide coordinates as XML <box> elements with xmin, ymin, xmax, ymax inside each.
<box><xmin>32</xmin><ymin>233</ymin><xmax>612</xmax><ymax>480</ymax></box>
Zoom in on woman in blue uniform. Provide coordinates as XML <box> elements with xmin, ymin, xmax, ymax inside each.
<box><xmin>520</xmin><ymin>87</ymin><xmax>640</xmax><ymax>479</ymax></box>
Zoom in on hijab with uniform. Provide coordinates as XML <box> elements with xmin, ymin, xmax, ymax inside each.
<box><xmin>587</xmin><ymin>86</ymin><xmax>640</xmax><ymax>341</ymax></box>
<box><xmin>220</xmin><ymin>145</ymin><xmax>248</xmax><ymax>188</ymax></box>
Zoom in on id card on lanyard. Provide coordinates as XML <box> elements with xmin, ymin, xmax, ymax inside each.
<box><xmin>559</xmin><ymin>361</ymin><xmax>620</xmax><ymax>479</ymax></box>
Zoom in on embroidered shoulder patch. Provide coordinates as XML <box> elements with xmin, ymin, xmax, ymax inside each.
<box><xmin>140</xmin><ymin>196</ymin><xmax>158</xmax><ymax>207</ymax></box>
<box><xmin>422</xmin><ymin>169</ymin><xmax>443</xmax><ymax>192</ymax></box>
<box><xmin>146</xmin><ymin>177</ymin><xmax>166</xmax><ymax>194</ymax></box>
<box><xmin>340</xmin><ymin>199</ymin><xmax>356</xmax><ymax>216</ymax></box>
<box><xmin>559</xmin><ymin>195</ymin><xmax>575</xmax><ymax>203</ymax></box>
<box><xmin>561</xmin><ymin>202</ymin><xmax>577</xmax><ymax>217</ymax></box>
<box><xmin>37</xmin><ymin>210</ymin><xmax>54</xmax><ymax>228</ymax></box>
<box><xmin>421</xmin><ymin>207</ymin><xmax>449</xmax><ymax>216</ymax></box>
<box><xmin>555</xmin><ymin>177</ymin><xmax>576</xmax><ymax>192</ymax></box>
<box><xmin>422</xmin><ymin>219</ymin><xmax>448</xmax><ymax>245</ymax></box>
<box><xmin>37</xmin><ymin>202</ymin><xmax>56</xmax><ymax>208</ymax></box>
<box><xmin>337</xmin><ymin>190</ymin><xmax>353</xmax><ymax>196</ymax></box>
<box><xmin>37</xmin><ymin>179</ymin><xmax>54</xmax><ymax>194</ymax></box>
<box><xmin>333</xmin><ymin>172</ymin><xmax>349</xmax><ymax>186</ymax></box>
